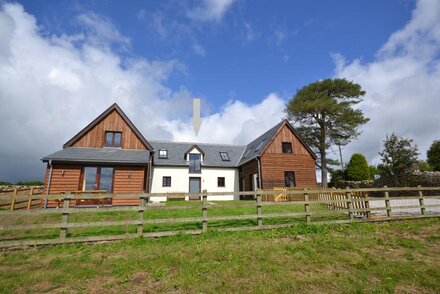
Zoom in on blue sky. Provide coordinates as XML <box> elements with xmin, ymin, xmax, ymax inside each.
<box><xmin>2</xmin><ymin>0</ymin><xmax>440</xmax><ymax>182</ymax></box>
<box><xmin>18</xmin><ymin>0</ymin><xmax>413</xmax><ymax>108</ymax></box>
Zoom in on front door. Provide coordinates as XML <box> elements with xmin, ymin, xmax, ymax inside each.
<box><xmin>189</xmin><ymin>177</ymin><xmax>201</xmax><ymax>200</ymax></box>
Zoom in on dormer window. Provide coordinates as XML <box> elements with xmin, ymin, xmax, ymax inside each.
<box><xmin>105</xmin><ymin>131</ymin><xmax>121</xmax><ymax>147</ymax></box>
<box><xmin>159</xmin><ymin>149</ymin><xmax>168</xmax><ymax>159</ymax></box>
<box><xmin>189</xmin><ymin>153</ymin><xmax>201</xmax><ymax>173</ymax></box>
<box><xmin>219</xmin><ymin>152</ymin><xmax>230</xmax><ymax>161</ymax></box>
<box><xmin>282</xmin><ymin>142</ymin><xmax>293</xmax><ymax>153</ymax></box>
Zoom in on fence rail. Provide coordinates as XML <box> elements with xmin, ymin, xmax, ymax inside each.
<box><xmin>0</xmin><ymin>187</ymin><xmax>439</xmax><ymax>248</ymax></box>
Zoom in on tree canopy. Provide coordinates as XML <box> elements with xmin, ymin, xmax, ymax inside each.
<box><xmin>346</xmin><ymin>153</ymin><xmax>370</xmax><ymax>181</ymax></box>
<box><xmin>378</xmin><ymin>133</ymin><xmax>419</xmax><ymax>185</ymax></box>
<box><xmin>427</xmin><ymin>140</ymin><xmax>440</xmax><ymax>171</ymax></box>
<box><xmin>286</xmin><ymin>78</ymin><xmax>369</xmax><ymax>187</ymax></box>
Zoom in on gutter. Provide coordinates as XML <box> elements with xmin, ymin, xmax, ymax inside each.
<box><xmin>44</xmin><ymin>160</ymin><xmax>53</xmax><ymax>209</ymax></box>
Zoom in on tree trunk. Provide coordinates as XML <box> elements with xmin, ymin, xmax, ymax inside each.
<box><xmin>319</xmin><ymin>122</ymin><xmax>328</xmax><ymax>188</ymax></box>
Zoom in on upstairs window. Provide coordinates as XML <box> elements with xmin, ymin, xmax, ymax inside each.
<box><xmin>159</xmin><ymin>149</ymin><xmax>168</xmax><ymax>159</ymax></box>
<box><xmin>189</xmin><ymin>153</ymin><xmax>201</xmax><ymax>173</ymax></box>
<box><xmin>218</xmin><ymin>177</ymin><xmax>225</xmax><ymax>187</ymax></box>
<box><xmin>219</xmin><ymin>152</ymin><xmax>230</xmax><ymax>161</ymax></box>
<box><xmin>162</xmin><ymin>176</ymin><xmax>171</xmax><ymax>187</ymax></box>
<box><xmin>105</xmin><ymin>131</ymin><xmax>122</xmax><ymax>147</ymax></box>
<box><xmin>282</xmin><ymin>142</ymin><xmax>293</xmax><ymax>153</ymax></box>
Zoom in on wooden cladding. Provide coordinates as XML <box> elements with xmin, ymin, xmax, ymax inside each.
<box><xmin>112</xmin><ymin>166</ymin><xmax>146</xmax><ymax>194</ymax></box>
<box><xmin>239</xmin><ymin>160</ymin><xmax>258</xmax><ymax>191</ymax></box>
<box><xmin>72</xmin><ymin>110</ymin><xmax>146</xmax><ymax>149</ymax></box>
<box><xmin>44</xmin><ymin>164</ymin><xmax>82</xmax><ymax>194</ymax></box>
<box><xmin>261</xmin><ymin>154</ymin><xmax>316</xmax><ymax>189</ymax></box>
<box><xmin>264</xmin><ymin>124</ymin><xmax>310</xmax><ymax>155</ymax></box>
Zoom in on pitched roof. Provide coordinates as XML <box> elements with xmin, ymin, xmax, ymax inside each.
<box><xmin>237</xmin><ymin>120</ymin><xmax>284</xmax><ymax>165</ymax></box>
<box><xmin>42</xmin><ymin>147</ymin><xmax>150</xmax><ymax>164</ymax></box>
<box><xmin>150</xmin><ymin>141</ymin><xmax>246</xmax><ymax>167</ymax></box>
<box><xmin>63</xmin><ymin>103</ymin><xmax>153</xmax><ymax>151</ymax></box>
<box><xmin>238</xmin><ymin>119</ymin><xmax>317</xmax><ymax>165</ymax></box>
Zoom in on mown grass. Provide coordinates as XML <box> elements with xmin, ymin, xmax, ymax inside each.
<box><xmin>0</xmin><ymin>218</ymin><xmax>439</xmax><ymax>293</ymax></box>
<box><xmin>0</xmin><ymin>201</ymin><xmax>343</xmax><ymax>241</ymax></box>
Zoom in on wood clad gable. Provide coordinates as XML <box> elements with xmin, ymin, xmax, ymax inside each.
<box><xmin>63</xmin><ymin>103</ymin><xmax>153</xmax><ymax>151</ymax></box>
<box><xmin>261</xmin><ymin>120</ymin><xmax>317</xmax><ymax>160</ymax></box>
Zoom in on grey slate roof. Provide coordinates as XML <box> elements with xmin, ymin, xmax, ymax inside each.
<box><xmin>42</xmin><ymin>147</ymin><xmax>150</xmax><ymax>164</ymax></box>
<box><xmin>150</xmin><ymin>141</ymin><xmax>246</xmax><ymax>167</ymax></box>
<box><xmin>237</xmin><ymin>120</ymin><xmax>284</xmax><ymax>166</ymax></box>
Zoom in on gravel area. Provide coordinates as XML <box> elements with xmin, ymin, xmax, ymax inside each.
<box><xmin>369</xmin><ymin>198</ymin><xmax>440</xmax><ymax>215</ymax></box>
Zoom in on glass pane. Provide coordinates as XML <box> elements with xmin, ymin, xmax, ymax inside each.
<box><xmin>113</xmin><ymin>133</ymin><xmax>121</xmax><ymax>146</ymax></box>
<box><xmin>100</xmin><ymin>168</ymin><xmax>114</xmax><ymax>192</ymax></box>
<box><xmin>84</xmin><ymin>167</ymin><xmax>98</xmax><ymax>191</ymax></box>
<box><xmin>105</xmin><ymin>132</ymin><xmax>113</xmax><ymax>145</ymax></box>
<box><xmin>189</xmin><ymin>154</ymin><xmax>201</xmax><ymax>173</ymax></box>
<box><xmin>285</xmin><ymin>172</ymin><xmax>295</xmax><ymax>187</ymax></box>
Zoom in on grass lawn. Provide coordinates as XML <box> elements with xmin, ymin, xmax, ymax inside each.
<box><xmin>0</xmin><ymin>218</ymin><xmax>439</xmax><ymax>293</ymax></box>
<box><xmin>0</xmin><ymin>201</ymin><xmax>345</xmax><ymax>241</ymax></box>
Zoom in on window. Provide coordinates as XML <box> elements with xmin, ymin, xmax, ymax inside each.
<box><xmin>219</xmin><ymin>152</ymin><xmax>230</xmax><ymax>161</ymax></box>
<box><xmin>218</xmin><ymin>177</ymin><xmax>225</xmax><ymax>187</ymax></box>
<box><xmin>159</xmin><ymin>149</ymin><xmax>168</xmax><ymax>159</ymax></box>
<box><xmin>162</xmin><ymin>176</ymin><xmax>171</xmax><ymax>187</ymax></box>
<box><xmin>189</xmin><ymin>153</ymin><xmax>201</xmax><ymax>173</ymax></box>
<box><xmin>284</xmin><ymin>171</ymin><xmax>296</xmax><ymax>187</ymax></box>
<box><xmin>282</xmin><ymin>142</ymin><xmax>293</xmax><ymax>153</ymax></box>
<box><xmin>255</xmin><ymin>139</ymin><xmax>266</xmax><ymax>152</ymax></box>
<box><xmin>83</xmin><ymin>167</ymin><xmax>114</xmax><ymax>192</ymax></box>
<box><xmin>105</xmin><ymin>131</ymin><xmax>122</xmax><ymax>147</ymax></box>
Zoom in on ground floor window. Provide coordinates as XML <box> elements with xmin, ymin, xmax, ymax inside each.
<box><xmin>217</xmin><ymin>177</ymin><xmax>225</xmax><ymax>187</ymax></box>
<box><xmin>162</xmin><ymin>176</ymin><xmax>171</xmax><ymax>187</ymax></box>
<box><xmin>284</xmin><ymin>171</ymin><xmax>296</xmax><ymax>187</ymax></box>
<box><xmin>83</xmin><ymin>167</ymin><xmax>114</xmax><ymax>192</ymax></box>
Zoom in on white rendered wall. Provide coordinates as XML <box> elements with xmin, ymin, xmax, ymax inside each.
<box><xmin>150</xmin><ymin>166</ymin><xmax>239</xmax><ymax>201</ymax></box>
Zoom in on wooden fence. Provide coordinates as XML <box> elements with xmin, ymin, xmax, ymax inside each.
<box><xmin>0</xmin><ymin>187</ymin><xmax>439</xmax><ymax>249</ymax></box>
<box><xmin>0</xmin><ymin>187</ymin><xmax>43</xmax><ymax>210</ymax></box>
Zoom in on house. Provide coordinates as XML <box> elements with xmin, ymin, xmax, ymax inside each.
<box><xmin>42</xmin><ymin>103</ymin><xmax>317</xmax><ymax>205</ymax></box>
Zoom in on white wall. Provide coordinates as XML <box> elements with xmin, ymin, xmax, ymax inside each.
<box><xmin>150</xmin><ymin>166</ymin><xmax>239</xmax><ymax>201</ymax></box>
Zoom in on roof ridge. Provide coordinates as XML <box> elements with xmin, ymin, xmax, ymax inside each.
<box><xmin>149</xmin><ymin>139</ymin><xmax>247</xmax><ymax>147</ymax></box>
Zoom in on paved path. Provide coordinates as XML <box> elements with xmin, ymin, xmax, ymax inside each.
<box><xmin>369</xmin><ymin>198</ymin><xmax>440</xmax><ymax>215</ymax></box>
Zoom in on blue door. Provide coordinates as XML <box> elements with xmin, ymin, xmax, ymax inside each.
<box><xmin>189</xmin><ymin>177</ymin><xmax>201</xmax><ymax>200</ymax></box>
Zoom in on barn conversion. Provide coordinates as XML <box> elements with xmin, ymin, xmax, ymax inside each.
<box><xmin>42</xmin><ymin>103</ymin><xmax>317</xmax><ymax>205</ymax></box>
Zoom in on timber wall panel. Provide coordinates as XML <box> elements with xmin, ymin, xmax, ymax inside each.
<box><xmin>45</xmin><ymin>164</ymin><xmax>82</xmax><ymax>194</ymax></box>
<box><xmin>261</xmin><ymin>124</ymin><xmax>317</xmax><ymax>189</ymax></box>
<box><xmin>239</xmin><ymin>160</ymin><xmax>258</xmax><ymax>191</ymax></box>
<box><xmin>72</xmin><ymin>110</ymin><xmax>146</xmax><ymax>150</ymax></box>
<box><xmin>264</xmin><ymin>124</ymin><xmax>310</xmax><ymax>155</ymax></box>
<box><xmin>112</xmin><ymin>166</ymin><xmax>145</xmax><ymax>194</ymax></box>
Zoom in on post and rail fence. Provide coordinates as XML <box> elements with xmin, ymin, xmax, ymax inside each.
<box><xmin>0</xmin><ymin>187</ymin><xmax>439</xmax><ymax>249</ymax></box>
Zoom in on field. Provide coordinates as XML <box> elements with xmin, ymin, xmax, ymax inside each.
<box><xmin>0</xmin><ymin>217</ymin><xmax>439</xmax><ymax>293</ymax></box>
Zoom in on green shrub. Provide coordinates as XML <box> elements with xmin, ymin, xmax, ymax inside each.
<box><xmin>14</xmin><ymin>181</ymin><xmax>44</xmax><ymax>186</ymax></box>
<box><xmin>346</xmin><ymin>153</ymin><xmax>370</xmax><ymax>181</ymax></box>
<box><xmin>427</xmin><ymin>140</ymin><xmax>440</xmax><ymax>171</ymax></box>
<box><xmin>0</xmin><ymin>181</ymin><xmax>13</xmax><ymax>186</ymax></box>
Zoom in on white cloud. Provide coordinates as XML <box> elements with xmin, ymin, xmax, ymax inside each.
<box><xmin>192</xmin><ymin>43</ymin><xmax>206</xmax><ymax>56</ymax></box>
<box><xmin>187</xmin><ymin>0</ymin><xmax>236</xmax><ymax>22</ymax></box>
<box><xmin>0</xmin><ymin>3</ymin><xmax>285</xmax><ymax>182</ymax></box>
<box><xmin>333</xmin><ymin>0</ymin><xmax>440</xmax><ymax>166</ymax></box>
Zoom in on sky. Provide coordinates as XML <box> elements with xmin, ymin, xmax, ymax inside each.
<box><xmin>0</xmin><ymin>0</ymin><xmax>439</xmax><ymax>182</ymax></box>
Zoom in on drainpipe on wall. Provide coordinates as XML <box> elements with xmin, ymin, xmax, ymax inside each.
<box><xmin>256</xmin><ymin>157</ymin><xmax>263</xmax><ymax>189</ymax></box>
<box><xmin>148</xmin><ymin>152</ymin><xmax>154</xmax><ymax>195</ymax></box>
<box><xmin>44</xmin><ymin>160</ymin><xmax>53</xmax><ymax>209</ymax></box>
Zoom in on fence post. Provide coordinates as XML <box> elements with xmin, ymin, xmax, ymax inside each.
<box><xmin>27</xmin><ymin>187</ymin><xmax>34</xmax><ymax>210</ymax></box>
<box><xmin>384</xmin><ymin>185</ymin><xmax>391</xmax><ymax>218</ymax></box>
<box><xmin>137</xmin><ymin>196</ymin><xmax>145</xmax><ymax>236</ymax></box>
<box><xmin>10</xmin><ymin>188</ymin><xmax>17</xmax><ymax>211</ymax></box>
<box><xmin>304</xmin><ymin>188</ymin><xmax>311</xmax><ymax>224</ymax></box>
<box><xmin>60</xmin><ymin>192</ymin><xmax>71</xmax><ymax>240</ymax></box>
<box><xmin>256</xmin><ymin>190</ymin><xmax>262</xmax><ymax>227</ymax></box>
<box><xmin>365</xmin><ymin>192</ymin><xmax>371</xmax><ymax>219</ymax></box>
<box><xmin>418</xmin><ymin>185</ymin><xmax>425</xmax><ymax>215</ymax></box>
<box><xmin>346</xmin><ymin>187</ymin><xmax>354</xmax><ymax>220</ymax></box>
<box><xmin>202</xmin><ymin>190</ymin><xmax>208</xmax><ymax>232</ymax></box>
